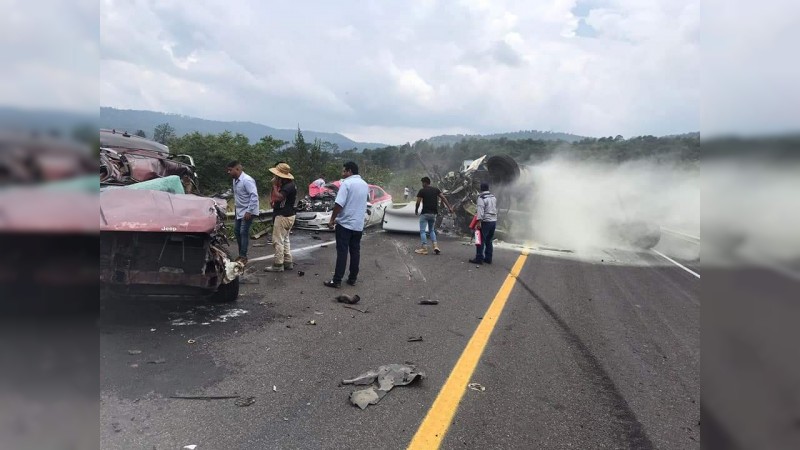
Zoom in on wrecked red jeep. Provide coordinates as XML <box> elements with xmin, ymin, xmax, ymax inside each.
<box><xmin>99</xmin><ymin>131</ymin><xmax>242</xmax><ymax>302</ymax></box>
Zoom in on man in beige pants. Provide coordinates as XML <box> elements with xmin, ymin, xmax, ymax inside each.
<box><xmin>264</xmin><ymin>163</ymin><xmax>297</xmax><ymax>272</ymax></box>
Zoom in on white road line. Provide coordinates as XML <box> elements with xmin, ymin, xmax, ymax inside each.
<box><xmin>661</xmin><ymin>227</ymin><xmax>700</xmax><ymax>243</ymax></box>
<box><xmin>248</xmin><ymin>241</ymin><xmax>334</xmax><ymax>263</ymax></box>
<box><xmin>652</xmin><ymin>249</ymin><xmax>700</xmax><ymax>278</ymax></box>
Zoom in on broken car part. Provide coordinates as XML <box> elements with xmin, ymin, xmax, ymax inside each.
<box><xmin>336</xmin><ymin>294</ymin><xmax>361</xmax><ymax>304</ymax></box>
<box><xmin>342</xmin><ymin>364</ymin><xmax>425</xmax><ymax>410</ymax></box>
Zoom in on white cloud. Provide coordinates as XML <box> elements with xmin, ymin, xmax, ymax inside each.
<box><xmin>97</xmin><ymin>0</ymin><xmax>701</xmax><ymax>143</ymax></box>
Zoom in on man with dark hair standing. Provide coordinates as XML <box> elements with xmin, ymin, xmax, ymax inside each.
<box><xmin>469</xmin><ymin>183</ymin><xmax>497</xmax><ymax>265</ymax></box>
<box><xmin>226</xmin><ymin>160</ymin><xmax>259</xmax><ymax>265</ymax></box>
<box><xmin>414</xmin><ymin>176</ymin><xmax>454</xmax><ymax>255</ymax></box>
<box><xmin>324</xmin><ymin>161</ymin><xmax>368</xmax><ymax>288</ymax></box>
<box><xmin>264</xmin><ymin>163</ymin><xmax>297</xmax><ymax>272</ymax></box>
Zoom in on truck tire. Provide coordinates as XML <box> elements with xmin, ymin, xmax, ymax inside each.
<box><xmin>212</xmin><ymin>277</ymin><xmax>240</xmax><ymax>303</ymax></box>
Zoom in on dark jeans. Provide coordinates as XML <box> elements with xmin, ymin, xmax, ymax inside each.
<box><xmin>234</xmin><ymin>217</ymin><xmax>253</xmax><ymax>258</ymax></box>
<box><xmin>475</xmin><ymin>221</ymin><xmax>496</xmax><ymax>263</ymax></box>
<box><xmin>334</xmin><ymin>224</ymin><xmax>363</xmax><ymax>283</ymax></box>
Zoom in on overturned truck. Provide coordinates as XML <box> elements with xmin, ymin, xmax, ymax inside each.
<box><xmin>385</xmin><ymin>153</ymin><xmax>661</xmax><ymax>249</ymax></box>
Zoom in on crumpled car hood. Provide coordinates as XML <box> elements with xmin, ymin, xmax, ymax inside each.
<box><xmin>100</xmin><ymin>189</ymin><xmax>220</xmax><ymax>233</ymax></box>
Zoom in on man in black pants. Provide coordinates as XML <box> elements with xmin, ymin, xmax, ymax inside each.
<box><xmin>469</xmin><ymin>183</ymin><xmax>498</xmax><ymax>265</ymax></box>
<box><xmin>324</xmin><ymin>162</ymin><xmax>369</xmax><ymax>288</ymax></box>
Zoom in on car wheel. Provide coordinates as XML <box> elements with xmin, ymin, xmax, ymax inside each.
<box><xmin>212</xmin><ymin>277</ymin><xmax>240</xmax><ymax>303</ymax></box>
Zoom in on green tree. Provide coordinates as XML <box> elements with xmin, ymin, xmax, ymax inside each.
<box><xmin>135</xmin><ymin>129</ymin><xmax>147</xmax><ymax>138</ymax></box>
<box><xmin>153</xmin><ymin>123</ymin><xmax>177</xmax><ymax>144</ymax></box>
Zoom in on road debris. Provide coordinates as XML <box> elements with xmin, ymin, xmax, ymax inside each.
<box><xmin>407</xmin><ymin>336</ymin><xmax>424</xmax><ymax>342</ymax></box>
<box><xmin>273</xmin><ymin>385</ymin><xmax>277</xmax><ymax>392</ymax></box>
<box><xmin>183</xmin><ymin>445</ymin><xmax>198</xmax><ymax>450</ymax></box>
<box><xmin>187</xmin><ymin>339</ymin><xmax>196</xmax><ymax>344</ymax></box>
<box><xmin>307</xmin><ymin>320</ymin><xmax>317</xmax><ymax>325</ymax></box>
<box><xmin>336</xmin><ymin>294</ymin><xmax>361</xmax><ymax>304</ymax></box>
<box><xmin>170</xmin><ymin>395</ymin><xmax>240</xmax><ymax>400</ymax></box>
<box><xmin>235</xmin><ymin>397</ymin><xmax>256</xmax><ymax>407</ymax></box>
<box><xmin>419</xmin><ymin>299</ymin><xmax>439</xmax><ymax>305</ymax></box>
<box><xmin>150</xmin><ymin>328</ymin><xmax>156</xmax><ymax>332</ymax></box>
<box><xmin>147</xmin><ymin>358</ymin><xmax>167</xmax><ymax>364</ymax></box>
<box><xmin>312</xmin><ymin>235</ymin><xmax>322</xmax><ymax>240</ymax></box>
<box><xmin>127</xmin><ymin>349</ymin><xmax>142</xmax><ymax>355</ymax></box>
<box><xmin>298</xmin><ymin>271</ymin><xmax>305</xmax><ymax>276</ymax></box>
<box><xmin>342</xmin><ymin>305</ymin><xmax>369</xmax><ymax>314</ymax></box>
<box><xmin>468</xmin><ymin>383</ymin><xmax>486</xmax><ymax>392</ymax></box>
<box><xmin>343</xmin><ymin>364</ymin><xmax>425</xmax><ymax>410</ymax></box>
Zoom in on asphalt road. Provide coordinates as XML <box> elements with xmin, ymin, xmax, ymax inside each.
<box><xmin>100</xmin><ymin>229</ymin><xmax>700</xmax><ymax>449</ymax></box>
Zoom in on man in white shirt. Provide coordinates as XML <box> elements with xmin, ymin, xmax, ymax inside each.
<box><xmin>324</xmin><ymin>162</ymin><xmax>368</xmax><ymax>288</ymax></box>
<box><xmin>469</xmin><ymin>183</ymin><xmax>498</xmax><ymax>265</ymax></box>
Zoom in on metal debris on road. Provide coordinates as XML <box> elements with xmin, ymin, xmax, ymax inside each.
<box><xmin>343</xmin><ymin>364</ymin><xmax>425</xmax><ymax>410</ymax></box>
<box><xmin>468</xmin><ymin>383</ymin><xmax>486</xmax><ymax>392</ymax></box>
<box><xmin>127</xmin><ymin>350</ymin><xmax>142</xmax><ymax>355</ymax></box>
<box><xmin>235</xmin><ymin>397</ymin><xmax>256</xmax><ymax>407</ymax></box>
<box><xmin>342</xmin><ymin>305</ymin><xmax>368</xmax><ymax>314</ymax></box>
<box><xmin>418</xmin><ymin>299</ymin><xmax>439</xmax><ymax>305</ymax></box>
<box><xmin>336</xmin><ymin>294</ymin><xmax>361</xmax><ymax>304</ymax></box>
<box><xmin>407</xmin><ymin>336</ymin><xmax>424</xmax><ymax>342</ymax></box>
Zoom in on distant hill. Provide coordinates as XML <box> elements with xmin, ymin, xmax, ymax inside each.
<box><xmin>425</xmin><ymin>130</ymin><xmax>586</xmax><ymax>147</ymax></box>
<box><xmin>99</xmin><ymin>107</ymin><xmax>386</xmax><ymax>150</ymax></box>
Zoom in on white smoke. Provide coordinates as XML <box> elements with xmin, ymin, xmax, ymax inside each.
<box><xmin>510</xmin><ymin>156</ymin><xmax>700</xmax><ymax>259</ymax></box>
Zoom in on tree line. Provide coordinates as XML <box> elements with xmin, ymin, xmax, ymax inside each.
<box><xmin>151</xmin><ymin>121</ymin><xmax>699</xmax><ymax>197</ymax></box>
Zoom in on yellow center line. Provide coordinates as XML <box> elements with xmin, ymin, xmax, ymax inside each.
<box><xmin>407</xmin><ymin>249</ymin><xmax>530</xmax><ymax>450</ymax></box>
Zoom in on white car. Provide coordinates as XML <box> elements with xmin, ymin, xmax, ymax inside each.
<box><xmin>295</xmin><ymin>181</ymin><xmax>393</xmax><ymax>231</ymax></box>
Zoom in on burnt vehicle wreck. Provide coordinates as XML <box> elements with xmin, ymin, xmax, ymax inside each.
<box><xmin>385</xmin><ymin>153</ymin><xmax>661</xmax><ymax>249</ymax></box>
<box><xmin>99</xmin><ymin>131</ymin><xmax>241</xmax><ymax>301</ymax></box>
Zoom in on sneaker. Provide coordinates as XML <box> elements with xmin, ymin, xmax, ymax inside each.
<box><xmin>433</xmin><ymin>243</ymin><xmax>441</xmax><ymax>255</ymax></box>
<box><xmin>264</xmin><ymin>264</ymin><xmax>284</xmax><ymax>272</ymax></box>
<box><xmin>415</xmin><ymin>247</ymin><xmax>429</xmax><ymax>255</ymax></box>
<box><xmin>346</xmin><ymin>279</ymin><xmax>357</xmax><ymax>286</ymax></box>
<box><xmin>324</xmin><ymin>280</ymin><xmax>341</xmax><ymax>288</ymax></box>
<box><xmin>283</xmin><ymin>262</ymin><xmax>294</xmax><ymax>270</ymax></box>
<box><xmin>469</xmin><ymin>258</ymin><xmax>483</xmax><ymax>265</ymax></box>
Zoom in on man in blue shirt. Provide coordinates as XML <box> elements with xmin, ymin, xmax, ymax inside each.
<box><xmin>324</xmin><ymin>161</ymin><xmax>368</xmax><ymax>288</ymax></box>
<box><xmin>226</xmin><ymin>160</ymin><xmax>259</xmax><ymax>265</ymax></box>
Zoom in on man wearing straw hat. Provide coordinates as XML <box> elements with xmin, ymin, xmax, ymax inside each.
<box><xmin>264</xmin><ymin>162</ymin><xmax>298</xmax><ymax>272</ymax></box>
